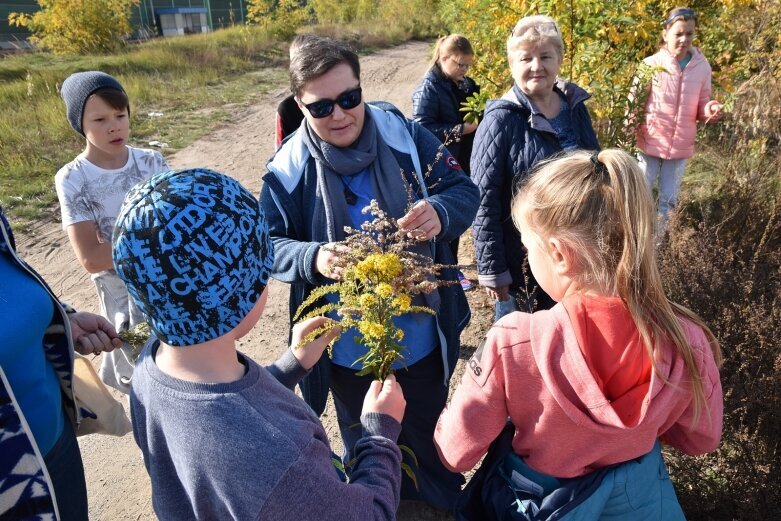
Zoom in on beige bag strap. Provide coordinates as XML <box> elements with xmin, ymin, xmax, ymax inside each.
<box><xmin>72</xmin><ymin>353</ymin><xmax>132</xmax><ymax>437</ymax></box>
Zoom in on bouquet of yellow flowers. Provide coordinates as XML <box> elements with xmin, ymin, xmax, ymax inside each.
<box><xmin>294</xmin><ymin>200</ymin><xmax>453</xmax><ymax>380</ymax></box>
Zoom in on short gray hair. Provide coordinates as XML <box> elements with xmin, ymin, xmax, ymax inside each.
<box><xmin>289</xmin><ymin>35</ymin><xmax>361</xmax><ymax>97</ymax></box>
<box><xmin>507</xmin><ymin>15</ymin><xmax>564</xmax><ymax>61</ymax></box>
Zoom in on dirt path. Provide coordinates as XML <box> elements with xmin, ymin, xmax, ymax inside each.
<box><xmin>15</xmin><ymin>40</ymin><xmax>494</xmax><ymax>520</ymax></box>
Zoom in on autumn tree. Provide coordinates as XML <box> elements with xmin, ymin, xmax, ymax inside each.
<box><xmin>245</xmin><ymin>0</ymin><xmax>311</xmax><ymax>39</ymax></box>
<box><xmin>439</xmin><ymin>0</ymin><xmax>760</xmax><ymax>147</ymax></box>
<box><xmin>9</xmin><ymin>0</ymin><xmax>140</xmax><ymax>54</ymax></box>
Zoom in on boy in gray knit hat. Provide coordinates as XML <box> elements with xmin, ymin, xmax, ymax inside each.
<box><xmin>113</xmin><ymin>167</ymin><xmax>407</xmax><ymax>521</ymax></box>
<box><xmin>55</xmin><ymin>70</ymin><xmax>169</xmax><ymax>394</ymax></box>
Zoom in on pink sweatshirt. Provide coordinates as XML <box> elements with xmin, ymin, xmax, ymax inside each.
<box><xmin>636</xmin><ymin>47</ymin><xmax>713</xmax><ymax>160</ymax></box>
<box><xmin>434</xmin><ymin>299</ymin><xmax>723</xmax><ymax>477</ymax></box>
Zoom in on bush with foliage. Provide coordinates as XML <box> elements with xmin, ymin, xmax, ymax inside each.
<box><xmin>310</xmin><ymin>0</ymin><xmax>441</xmax><ymax>39</ymax></box>
<box><xmin>246</xmin><ymin>0</ymin><xmax>312</xmax><ymax>39</ymax></box>
<box><xmin>9</xmin><ymin>0</ymin><xmax>139</xmax><ymax>54</ymax></box>
<box><xmin>438</xmin><ymin>0</ymin><xmax>766</xmax><ymax>147</ymax></box>
<box><xmin>660</xmin><ymin>155</ymin><xmax>781</xmax><ymax>519</ymax></box>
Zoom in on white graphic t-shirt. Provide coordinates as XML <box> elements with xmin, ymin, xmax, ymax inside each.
<box><xmin>55</xmin><ymin>146</ymin><xmax>169</xmax><ymax>241</ymax></box>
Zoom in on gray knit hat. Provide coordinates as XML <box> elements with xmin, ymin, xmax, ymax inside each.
<box><xmin>112</xmin><ymin>168</ymin><xmax>275</xmax><ymax>347</ymax></box>
<box><xmin>61</xmin><ymin>71</ymin><xmax>127</xmax><ymax>136</ymax></box>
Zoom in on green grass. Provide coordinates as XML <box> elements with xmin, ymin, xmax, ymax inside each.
<box><xmin>0</xmin><ymin>24</ymin><xmax>293</xmax><ymax>225</ymax></box>
<box><xmin>0</xmin><ymin>15</ymin><xmax>442</xmax><ymax>226</ymax></box>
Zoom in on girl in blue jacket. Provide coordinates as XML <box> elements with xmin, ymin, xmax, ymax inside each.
<box><xmin>412</xmin><ymin>34</ymin><xmax>481</xmax><ymax>290</ymax></box>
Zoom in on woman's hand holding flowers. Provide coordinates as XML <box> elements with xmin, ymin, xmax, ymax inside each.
<box><xmin>398</xmin><ymin>200</ymin><xmax>441</xmax><ymax>241</ymax></box>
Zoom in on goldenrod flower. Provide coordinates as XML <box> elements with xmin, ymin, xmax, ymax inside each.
<box><xmin>375</xmin><ymin>283</ymin><xmax>394</xmax><ymax>298</ymax></box>
<box><xmin>374</xmin><ymin>253</ymin><xmax>403</xmax><ymax>279</ymax></box>
<box><xmin>354</xmin><ymin>252</ymin><xmax>403</xmax><ymax>283</ymax></box>
<box><xmin>360</xmin><ymin>293</ymin><xmax>378</xmax><ymax>309</ymax></box>
<box><xmin>393</xmin><ymin>294</ymin><xmax>412</xmax><ymax>312</ymax></box>
<box><xmin>358</xmin><ymin>320</ymin><xmax>385</xmax><ymax>340</ymax></box>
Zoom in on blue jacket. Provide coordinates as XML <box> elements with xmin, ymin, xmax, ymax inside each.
<box><xmin>470</xmin><ymin>80</ymin><xmax>600</xmax><ymax>291</ymax></box>
<box><xmin>260</xmin><ymin>103</ymin><xmax>479</xmax><ymax>416</ymax></box>
<box><xmin>457</xmin><ymin>422</ymin><xmax>686</xmax><ymax>521</ymax></box>
<box><xmin>412</xmin><ymin>66</ymin><xmax>480</xmax><ymax>170</ymax></box>
<box><xmin>0</xmin><ymin>207</ymin><xmax>84</xmax><ymax>520</ymax></box>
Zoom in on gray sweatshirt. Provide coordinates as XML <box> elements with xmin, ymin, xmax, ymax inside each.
<box><xmin>131</xmin><ymin>341</ymin><xmax>402</xmax><ymax>520</ymax></box>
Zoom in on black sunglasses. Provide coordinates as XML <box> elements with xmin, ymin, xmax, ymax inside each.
<box><xmin>300</xmin><ymin>87</ymin><xmax>363</xmax><ymax>119</ymax></box>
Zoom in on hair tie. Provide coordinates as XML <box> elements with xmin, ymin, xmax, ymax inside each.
<box><xmin>587</xmin><ymin>151</ymin><xmax>609</xmax><ymax>182</ymax></box>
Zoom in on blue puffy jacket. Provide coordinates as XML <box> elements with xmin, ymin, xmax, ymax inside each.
<box><xmin>259</xmin><ymin>102</ymin><xmax>479</xmax><ymax>415</ymax></box>
<box><xmin>412</xmin><ymin>66</ymin><xmax>479</xmax><ymax>172</ymax></box>
<box><xmin>471</xmin><ymin>80</ymin><xmax>600</xmax><ymax>294</ymax></box>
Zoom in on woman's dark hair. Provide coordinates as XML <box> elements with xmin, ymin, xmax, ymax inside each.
<box><xmin>289</xmin><ymin>36</ymin><xmax>361</xmax><ymax>97</ymax></box>
<box><xmin>92</xmin><ymin>87</ymin><xmax>130</xmax><ymax>112</ymax></box>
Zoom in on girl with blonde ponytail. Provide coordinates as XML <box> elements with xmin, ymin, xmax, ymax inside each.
<box><xmin>435</xmin><ymin>149</ymin><xmax>722</xmax><ymax>519</ymax></box>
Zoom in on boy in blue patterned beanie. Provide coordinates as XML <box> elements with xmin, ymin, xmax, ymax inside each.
<box><xmin>113</xmin><ymin>167</ymin><xmax>274</xmax><ymax>346</ymax></box>
<box><xmin>111</xmin><ymin>168</ymin><xmax>408</xmax><ymax>520</ymax></box>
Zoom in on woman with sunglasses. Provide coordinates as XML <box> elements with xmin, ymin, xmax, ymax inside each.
<box><xmin>471</xmin><ymin>15</ymin><xmax>599</xmax><ymax>322</ymax></box>
<box><xmin>412</xmin><ymin>34</ymin><xmax>480</xmax><ymax>291</ymax></box>
<box><xmin>260</xmin><ymin>35</ymin><xmax>479</xmax><ymax>513</ymax></box>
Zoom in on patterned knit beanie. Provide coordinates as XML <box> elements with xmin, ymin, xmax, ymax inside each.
<box><xmin>112</xmin><ymin>168</ymin><xmax>274</xmax><ymax>346</ymax></box>
<box><xmin>61</xmin><ymin>71</ymin><xmax>127</xmax><ymax>136</ymax></box>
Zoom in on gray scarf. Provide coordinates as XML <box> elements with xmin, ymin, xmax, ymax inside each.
<box><xmin>301</xmin><ymin>108</ymin><xmax>411</xmax><ymax>242</ymax></box>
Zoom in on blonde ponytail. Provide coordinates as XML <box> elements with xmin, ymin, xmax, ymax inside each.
<box><xmin>512</xmin><ymin>149</ymin><xmax>722</xmax><ymax>423</ymax></box>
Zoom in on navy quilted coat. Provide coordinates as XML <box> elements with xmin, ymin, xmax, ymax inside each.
<box><xmin>412</xmin><ymin>66</ymin><xmax>479</xmax><ymax>172</ymax></box>
<box><xmin>471</xmin><ymin>80</ymin><xmax>600</xmax><ymax>295</ymax></box>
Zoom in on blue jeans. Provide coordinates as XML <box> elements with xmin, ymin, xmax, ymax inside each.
<box><xmin>44</xmin><ymin>422</ymin><xmax>88</xmax><ymax>521</ymax></box>
<box><xmin>638</xmin><ymin>152</ymin><xmax>687</xmax><ymax>231</ymax></box>
<box><xmin>495</xmin><ymin>291</ymin><xmax>520</xmax><ymax>322</ymax></box>
<box><xmin>495</xmin><ymin>287</ymin><xmax>555</xmax><ymax>322</ymax></box>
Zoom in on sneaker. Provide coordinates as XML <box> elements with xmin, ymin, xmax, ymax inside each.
<box><xmin>457</xmin><ymin>271</ymin><xmax>472</xmax><ymax>291</ymax></box>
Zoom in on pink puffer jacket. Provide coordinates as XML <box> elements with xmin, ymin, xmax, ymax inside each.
<box><xmin>636</xmin><ymin>47</ymin><xmax>713</xmax><ymax>160</ymax></box>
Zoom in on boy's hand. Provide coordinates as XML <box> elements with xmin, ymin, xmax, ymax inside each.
<box><xmin>69</xmin><ymin>312</ymin><xmax>123</xmax><ymax>356</ymax></box>
<box><xmin>362</xmin><ymin>374</ymin><xmax>406</xmax><ymax>424</ymax></box>
<box><xmin>291</xmin><ymin>316</ymin><xmax>341</xmax><ymax>370</ymax></box>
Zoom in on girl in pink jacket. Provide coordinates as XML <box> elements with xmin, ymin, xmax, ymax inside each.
<box><xmin>637</xmin><ymin>7</ymin><xmax>722</xmax><ymax>231</ymax></box>
<box><xmin>435</xmin><ymin>149</ymin><xmax>723</xmax><ymax>518</ymax></box>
